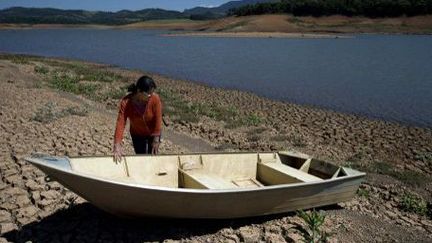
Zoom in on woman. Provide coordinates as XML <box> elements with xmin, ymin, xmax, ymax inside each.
<box><xmin>113</xmin><ymin>75</ymin><xmax>162</xmax><ymax>162</ymax></box>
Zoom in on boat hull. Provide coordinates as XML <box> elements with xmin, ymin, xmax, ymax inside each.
<box><xmin>33</xmin><ymin>160</ymin><xmax>363</xmax><ymax>219</ymax></box>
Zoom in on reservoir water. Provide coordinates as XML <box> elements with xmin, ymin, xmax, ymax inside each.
<box><xmin>0</xmin><ymin>29</ymin><xmax>431</xmax><ymax>127</ymax></box>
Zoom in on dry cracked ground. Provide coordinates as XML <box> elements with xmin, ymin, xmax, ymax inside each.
<box><xmin>0</xmin><ymin>55</ymin><xmax>431</xmax><ymax>242</ymax></box>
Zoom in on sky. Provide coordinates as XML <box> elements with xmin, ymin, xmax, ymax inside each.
<box><xmin>0</xmin><ymin>0</ymin><xmax>234</xmax><ymax>11</ymax></box>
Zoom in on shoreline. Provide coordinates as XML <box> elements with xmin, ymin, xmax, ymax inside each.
<box><xmin>1</xmin><ymin>52</ymin><xmax>429</xmax><ymax>129</ymax></box>
<box><xmin>1</xmin><ymin>14</ymin><xmax>432</xmax><ymax>35</ymax></box>
<box><xmin>161</xmin><ymin>31</ymin><xmax>352</xmax><ymax>39</ymax></box>
<box><xmin>0</xmin><ymin>53</ymin><xmax>431</xmax><ymax>242</ymax></box>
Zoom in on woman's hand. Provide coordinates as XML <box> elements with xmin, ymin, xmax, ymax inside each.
<box><xmin>152</xmin><ymin>137</ymin><xmax>160</xmax><ymax>155</ymax></box>
<box><xmin>113</xmin><ymin>143</ymin><xmax>124</xmax><ymax>163</ymax></box>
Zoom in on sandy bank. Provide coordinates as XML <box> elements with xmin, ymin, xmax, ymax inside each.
<box><xmin>1</xmin><ymin>14</ymin><xmax>432</xmax><ymax>35</ymax></box>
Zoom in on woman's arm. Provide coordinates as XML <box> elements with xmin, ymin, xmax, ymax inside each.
<box><xmin>113</xmin><ymin>98</ymin><xmax>128</xmax><ymax>162</ymax></box>
<box><xmin>151</xmin><ymin>94</ymin><xmax>163</xmax><ymax>137</ymax></box>
<box><xmin>151</xmin><ymin>94</ymin><xmax>163</xmax><ymax>154</ymax></box>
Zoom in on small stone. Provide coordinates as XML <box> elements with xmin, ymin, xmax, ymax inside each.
<box><xmin>31</xmin><ymin>191</ymin><xmax>40</xmax><ymax>202</ymax></box>
<box><xmin>25</xmin><ymin>180</ymin><xmax>41</xmax><ymax>191</ymax></box>
<box><xmin>49</xmin><ymin>182</ymin><xmax>63</xmax><ymax>191</ymax></box>
<box><xmin>16</xmin><ymin>195</ymin><xmax>31</xmax><ymax>208</ymax></box>
<box><xmin>2</xmin><ymin>169</ymin><xmax>18</xmax><ymax>178</ymax></box>
<box><xmin>420</xmin><ymin>220</ymin><xmax>432</xmax><ymax>227</ymax></box>
<box><xmin>40</xmin><ymin>190</ymin><xmax>60</xmax><ymax>200</ymax></box>
<box><xmin>386</xmin><ymin>211</ymin><xmax>398</xmax><ymax>219</ymax></box>
<box><xmin>0</xmin><ymin>222</ymin><xmax>17</xmax><ymax>234</ymax></box>
<box><xmin>17</xmin><ymin>205</ymin><xmax>38</xmax><ymax>218</ymax></box>
<box><xmin>16</xmin><ymin>216</ymin><xmax>35</xmax><ymax>226</ymax></box>
<box><xmin>0</xmin><ymin>202</ymin><xmax>18</xmax><ymax>210</ymax></box>
<box><xmin>0</xmin><ymin>237</ymin><xmax>11</xmax><ymax>243</ymax></box>
<box><xmin>0</xmin><ymin>210</ymin><xmax>12</xmax><ymax>223</ymax></box>
<box><xmin>37</xmin><ymin>199</ymin><xmax>55</xmax><ymax>207</ymax></box>
<box><xmin>264</xmin><ymin>233</ymin><xmax>285</xmax><ymax>243</ymax></box>
<box><xmin>400</xmin><ymin>216</ymin><xmax>418</xmax><ymax>226</ymax></box>
<box><xmin>37</xmin><ymin>210</ymin><xmax>52</xmax><ymax>219</ymax></box>
<box><xmin>238</xmin><ymin>227</ymin><xmax>261</xmax><ymax>243</ymax></box>
<box><xmin>3</xmin><ymin>187</ymin><xmax>26</xmax><ymax>196</ymax></box>
<box><xmin>0</xmin><ymin>184</ymin><xmax>7</xmax><ymax>191</ymax></box>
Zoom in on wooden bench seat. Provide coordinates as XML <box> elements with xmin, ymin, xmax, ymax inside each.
<box><xmin>180</xmin><ymin>170</ymin><xmax>238</xmax><ymax>189</ymax></box>
<box><xmin>258</xmin><ymin>162</ymin><xmax>323</xmax><ymax>185</ymax></box>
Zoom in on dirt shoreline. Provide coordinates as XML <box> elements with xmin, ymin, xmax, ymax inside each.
<box><xmin>1</xmin><ymin>14</ymin><xmax>432</xmax><ymax>35</ymax></box>
<box><xmin>161</xmin><ymin>32</ymin><xmax>351</xmax><ymax>39</ymax></box>
<box><xmin>0</xmin><ymin>54</ymin><xmax>431</xmax><ymax>242</ymax></box>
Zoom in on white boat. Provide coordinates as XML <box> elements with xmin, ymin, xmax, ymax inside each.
<box><xmin>25</xmin><ymin>151</ymin><xmax>365</xmax><ymax>219</ymax></box>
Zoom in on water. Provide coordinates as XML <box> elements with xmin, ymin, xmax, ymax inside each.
<box><xmin>1</xmin><ymin>29</ymin><xmax>431</xmax><ymax>127</ymax></box>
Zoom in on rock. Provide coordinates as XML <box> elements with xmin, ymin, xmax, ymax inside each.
<box><xmin>0</xmin><ymin>184</ymin><xmax>7</xmax><ymax>191</ymax></box>
<box><xmin>0</xmin><ymin>202</ymin><xmax>18</xmax><ymax>211</ymax></box>
<box><xmin>16</xmin><ymin>216</ymin><xmax>35</xmax><ymax>226</ymax></box>
<box><xmin>420</xmin><ymin>220</ymin><xmax>432</xmax><ymax>227</ymax></box>
<box><xmin>264</xmin><ymin>225</ymin><xmax>281</xmax><ymax>234</ymax></box>
<box><xmin>0</xmin><ymin>237</ymin><xmax>11</xmax><ymax>243</ymax></box>
<box><xmin>49</xmin><ymin>182</ymin><xmax>63</xmax><ymax>191</ymax></box>
<box><xmin>238</xmin><ymin>227</ymin><xmax>261</xmax><ymax>243</ymax></box>
<box><xmin>400</xmin><ymin>216</ymin><xmax>418</xmax><ymax>226</ymax></box>
<box><xmin>264</xmin><ymin>233</ymin><xmax>285</xmax><ymax>243</ymax></box>
<box><xmin>25</xmin><ymin>180</ymin><xmax>41</xmax><ymax>191</ymax></box>
<box><xmin>2</xmin><ymin>169</ymin><xmax>18</xmax><ymax>178</ymax></box>
<box><xmin>40</xmin><ymin>190</ymin><xmax>60</xmax><ymax>200</ymax></box>
<box><xmin>0</xmin><ymin>210</ymin><xmax>12</xmax><ymax>223</ymax></box>
<box><xmin>386</xmin><ymin>211</ymin><xmax>398</xmax><ymax>220</ymax></box>
<box><xmin>17</xmin><ymin>205</ymin><xmax>38</xmax><ymax>218</ymax></box>
<box><xmin>16</xmin><ymin>195</ymin><xmax>31</xmax><ymax>208</ymax></box>
<box><xmin>0</xmin><ymin>222</ymin><xmax>17</xmax><ymax>234</ymax></box>
<box><xmin>37</xmin><ymin>210</ymin><xmax>52</xmax><ymax>219</ymax></box>
<box><xmin>3</xmin><ymin>187</ymin><xmax>27</xmax><ymax>197</ymax></box>
<box><xmin>31</xmin><ymin>191</ymin><xmax>40</xmax><ymax>202</ymax></box>
<box><xmin>37</xmin><ymin>199</ymin><xmax>55</xmax><ymax>207</ymax></box>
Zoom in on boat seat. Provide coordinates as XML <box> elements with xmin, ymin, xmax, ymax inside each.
<box><xmin>180</xmin><ymin>170</ymin><xmax>238</xmax><ymax>190</ymax></box>
<box><xmin>258</xmin><ymin>162</ymin><xmax>323</xmax><ymax>185</ymax></box>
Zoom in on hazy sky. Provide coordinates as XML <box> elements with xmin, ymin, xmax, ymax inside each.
<box><xmin>0</xmin><ymin>0</ymin><xmax>233</xmax><ymax>11</ymax></box>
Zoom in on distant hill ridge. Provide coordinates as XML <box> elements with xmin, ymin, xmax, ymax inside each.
<box><xmin>0</xmin><ymin>7</ymin><xmax>186</xmax><ymax>25</ymax></box>
<box><xmin>185</xmin><ymin>0</ymin><xmax>279</xmax><ymax>16</ymax></box>
<box><xmin>0</xmin><ymin>0</ymin><xmax>277</xmax><ymax>24</ymax></box>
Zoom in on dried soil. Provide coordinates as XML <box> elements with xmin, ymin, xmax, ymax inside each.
<box><xmin>0</xmin><ymin>58</ymin><xmax>431</xmax><ymax>242</ymax></box>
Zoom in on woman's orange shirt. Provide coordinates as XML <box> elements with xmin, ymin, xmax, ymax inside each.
<box><xmin>114</xmin><ymin>93</ymin><xmax>162</xmax><ymax>144</ymax></box>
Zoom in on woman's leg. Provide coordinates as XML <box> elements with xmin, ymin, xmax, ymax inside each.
<box><xmin>131</xmin><ymin>135</ymin><xmax>154</xmax><ymax>154</ymax></box>
<box><xmin>146</xmin><ymin>136</ymin><xmax>154</xmax><ymax>154</ymax></box>
<box><xmin>131</xmin><ymin>135</ymin><xmax>148</xmax><ymax>154</ymax></box>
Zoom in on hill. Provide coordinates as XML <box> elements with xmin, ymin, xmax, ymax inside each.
<box><xmin>184</xmin><ymin>0</ymin><xmax>280</xmax><ymax>19</ymax></box>
<box><xmin>0</xmin><ymin>7</ymin><xmax>186</xmax><ymax>25</ymax></box>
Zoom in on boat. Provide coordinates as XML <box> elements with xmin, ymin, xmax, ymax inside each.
<box><xmin>25</xmin><ymin>151</ymin><xmax>365</xmax><ymax>219</ymax></box>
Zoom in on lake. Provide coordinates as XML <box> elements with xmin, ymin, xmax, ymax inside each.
<box><xmin>0</xmin><ymin>29</ymin><xmax>431</xmax><ymax>127</ymax></box>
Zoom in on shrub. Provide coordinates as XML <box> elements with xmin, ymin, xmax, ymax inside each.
<box><xmin>245</xmin><ymin>113</ymin><xmax>262</xmax><ymax>126</ymax></box>
<box><xmin>32</xmin><ymin>102</ymin><xmax>59</xmax><ymax>123</ymax></box>
<box><xmin>293</xmin><ymin>209</ymin><xmax>331</xmax><ymax>243</ymax></box>
<box><xmin>400</xmin><ymin>193</ymin><xmax>428</xmax><ymax>216</ymax></box>
<box><xmin>10</xmin><ymin>55</ymin><xmax>30</xmax><ymax>64</ymax></box>
<box><xmin>34</xmin><ymin>65</ymin><xmax>49</xmax><ymax>74</ymax></box>
<box><xmin>356</xmin><ymin>188</ymin><xmax>370</xmax><ymax>198</ymax></box>
<box><xmin>33</xmin><ymin>103</ymin><xmax>89</xmax><ymax>123</ymax></box>
<box><xmin>48</xmin><ymin>72</ymin><xmax>99</xmax><ymax>96</ymax></box>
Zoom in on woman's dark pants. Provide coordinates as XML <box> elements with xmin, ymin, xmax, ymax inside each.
<box><xmin>131</xmin><ymin>135</ymin><xmax>154</xmax><ymax>154</ymax></box>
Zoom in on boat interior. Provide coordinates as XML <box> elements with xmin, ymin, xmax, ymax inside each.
<box><xmin>69</xmin><ymin>151</ymin><xmax>350</xmax><ymax>190</ymax></box>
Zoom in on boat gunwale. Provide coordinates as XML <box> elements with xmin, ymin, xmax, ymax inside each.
<box><xmin>24</xmin><ymin>153</ymin><xmax>366</xmax><ymax>194</ymax></box>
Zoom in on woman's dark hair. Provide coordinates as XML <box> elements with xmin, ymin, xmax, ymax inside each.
<box><xmin>128</xmin><ymin>75</ymin><xmax>157</xmax><ymax>93</ymax></box>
